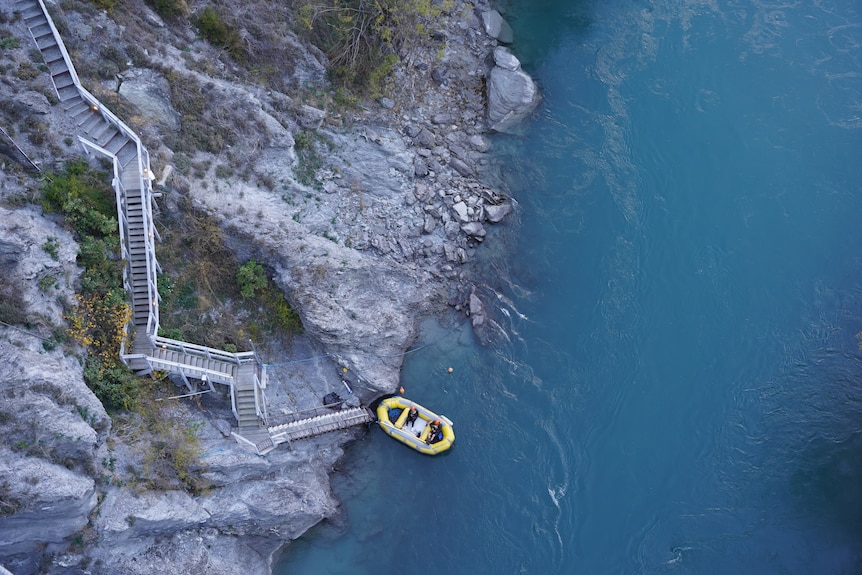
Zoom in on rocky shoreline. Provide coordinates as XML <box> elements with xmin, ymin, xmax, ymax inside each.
<box><xmin>0</xmin><ymin>1</ymin><xmax>539</xmax><ymax>572</ymax></box>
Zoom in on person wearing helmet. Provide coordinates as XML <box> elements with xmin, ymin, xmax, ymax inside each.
<box><xmin>426</xmin><ymin>419</ymin><xmax>443</xmax><ymax>445</ymax></box>
<box><xmin>405</xmin><ymin>405</ymin><xmax>419</xmax><ymax>429</ymax></box>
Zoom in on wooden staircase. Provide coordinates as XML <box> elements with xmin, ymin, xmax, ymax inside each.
<box><xmin>18</xmin><ymin>0</ymin><xmax>374</xmax><ymax>454</ymax></box>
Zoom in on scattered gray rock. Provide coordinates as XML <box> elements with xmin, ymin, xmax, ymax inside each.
<box><xmin>423</xmin><ymin>213</ymin><xmax>438</xmax><ymax>234</ymax></box>
<box><xmin>450</xmin><ymin>156</ymin><xmax>473</xmax><ymax>177</ymax></box>
<box><xmin>298</xmin><ymin>104</ymin><xmax>327</xmax><ymax>129</ymax></box>
<box><xmin>485</xmin><ymin>202</ymin><xmax>513</xmax><ymax>223</ymax></box>
<box><xmin>414</xmin><ymin>128</ymin><xmax>436</xmax><ymax>148</ymax></box>
<box><xmin>468</xmin><ymin>134</ymin><xmax>491</xmax><ymax>152</ymax></box>
<box><xmin>0</xmin><ymin>239</ymin><xmax>21</xmax><ymax>267</ymax></box>
<box><xmin>492</xmin><ymin>46</ymin><xmax>522</xmax><ymax>71</ymax></box>
<box><xmin>214</xmin><ymin>419</ymin><xmax>233</xmax><ymax>437</ymax></box>
<box><xmin>17</xmin><ymin>91</ymin><xmax>51</xmax><ymax>115</ymax></box>
<box><xmin>461</xmin><ymin>221</ymin><xmax>486</xmax><ymax>239</ymax></box>
<box><xmin>452</xmin><ymin>201</ymin><xmax>470</xmax><ymax>222</ymax></box>
<box><xmin>469</xmin><ymin>291</ymin><xmax>486</xmax><ymax>327</ymax></box>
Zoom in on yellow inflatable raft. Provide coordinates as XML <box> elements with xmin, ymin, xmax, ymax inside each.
<box><xmin>376</xmin><ymin>396</ymin><xmax>454</xmax><ymax>455</ymax></box>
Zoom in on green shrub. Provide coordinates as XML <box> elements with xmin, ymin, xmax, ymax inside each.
<box><xmin>148</xmin><ymin>0</ymin><xmax>190</xmax><ymax>19</ymax></box>
<box><xmin>89</xmin><ymin>0</ymin><xmax>117</xmax><ymax>12</ymax></box>
<box><xmin>43</xmin><ymin>161</ymin><xmax>140</xmax><ymax>413</ymax></box>
<box><xmin>296</xmin><ymin>0</ymin><xmax>446</xmax><ymax>93</ymax></box>
<box><xmin>16</xmin><ymin>61</ymin><xmax>39</xmax><ymax>80</ymax></box>
<box><xmin>264</xmin><ymin>287</ymin><xmax>302</xmax><ymax>333</ymax></box>
<box><xmin>0</xmin><ymin>35</ymin><xmax>19</xmax><ymax>50</ymax></box>
<box><xmin>195</xmin><ymin>7</ymin><xmax>245</xmax><ymax>61</ymax></box>
<box><xmin>42</xmin><ymin>236</ymin><xmax>59</xmax><ymax>260</ymax></box>
<box><xmin>42</xmin><ymin>160</ymin><xmax>117</xmax><ymax>238</ymax></box>
<box><xmin>236</xmin><ymin>260</ymin><xmax>267</xmax><ymax>298</ymax></box>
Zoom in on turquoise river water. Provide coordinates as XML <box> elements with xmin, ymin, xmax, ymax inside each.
<box><xmin>276</xmin><ymin>1</ymin><xmax>862</xmax><ymax>573</ymax></box>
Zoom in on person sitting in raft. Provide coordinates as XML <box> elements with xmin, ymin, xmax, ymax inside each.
<box><xmin>405</xmin><ymin>405</ymin><xmax>419</xmax><ymax>428</ymax></box>
<box><xmin>426</xmin><ymin>420</ymin><xmax>443</xmax><ymax>445</ymax></box>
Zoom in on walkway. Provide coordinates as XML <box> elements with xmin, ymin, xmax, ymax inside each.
<box><xmin>17</xmin><ymin>0</ymin><xmax>373</xmax><ymax>453</ymax></box>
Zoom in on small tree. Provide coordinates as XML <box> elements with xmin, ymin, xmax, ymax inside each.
<box><xmin>236</xmin><ymin>260</ymin><xmax>267</xmax><ymax>298</ymax></box>
<box><xmin>296</xmin><ymin>0</ymin><xmax>453</xmax><ymax>94</ymax></box>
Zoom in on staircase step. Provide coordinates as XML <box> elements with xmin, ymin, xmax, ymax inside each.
<box><xmin>30</xmin><ymin>22</ymin><xmax>53</xmax><ymax>38</ymax></box>
<box><xmin>23</xmin><ymin>10</ymin><xmax>44</xmax><ymax>23</ymax></box>
<box><xmin>67</xmin><ymin>100</ymin><xmax>90</xmax><ymax>118</ymax></box>
<box><xmin>95</xmin><ymin>127</ymin><xmax>120</xmax><ymax>146</ymax></box>
<box><xmin>80</xmin><ymin>112</ymin><xmax>104</xmax><ymax>134</ymax></box>
<box><xmin>48</xmin><ymin>60</ymin><xmax>69</xmax><ymax>78</ymax></box>
<box><xmin>118</xmin><ymin>142</ymin><xmax>138</xmax><ymax>166</ymax></box>
<box><xmin>88</xmin><ymin>121</ymin><xmax>113</xmax><ymax>141</ymax></box>
<box><xmin>105</xmin><ymin>133</ymin><xmax>129</xmax><ymax>154</ymax></box>
<box><xmin>41</xmin><ymin>45</ymin><xmax>62</xmax><ymax>63</ymax></box>
<box><xmin>53</xmin><ymin>70</ymin><xmax>74</xmax><ymax>89</ymax></box>
<box><xmin>73</xmin><ymin>109</ymin><xmax>98</xmax><ymax>127</ymax></box>
<box><xmin>34</xmin><ymin>33</ymin><xmax>56</xmax><ymax>50</ymax></box>
<box><xmin>30</xmin><ymin>22</ymin><xmax>51</xmax><ymax>37</ymax></box>
<box><xmin>57</xmin><ymin>84</ymin><xmax>78</xmax><ymax>102</ymax></box>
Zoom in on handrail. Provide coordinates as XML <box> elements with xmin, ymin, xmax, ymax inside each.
<box><xmin>267</xmin><ymin>403</ymin><xmax>350</xmax><ymax>428</ymax></box>
<box><xmin>24</xmin><ymin>0</ymin><xmax>275</xmax><ymax>431</ymax></box>
<box><xmin>152</xmin><ymin>335</ymin><xmax>257</xmax><ymax>363</ymax></box>
<box><xmin>144</xmin><ymin>356</ymin><xmax>236</xmax><ymax>386</ymax></box>
<box><xmin>31</xmin><ymin>0</ymin><xmax>81</xmax><ymax>86</ymax></box>
<box><xmin>230</xmin><ymin>384</ymin><xmax>238</xmax><ymax>422</ymax></box>
<box><xmin>252</xmin><ymin>373</ymin><xmax>268</xmax><ymax>425</ymax></box>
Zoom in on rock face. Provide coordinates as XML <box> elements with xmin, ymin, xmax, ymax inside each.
<box><xmin>0</xmin><ymin>341</ymin><xmax>110</xmax><ymax>567</ymax></box>
<box><xmin>0</xmin><ymin>453</ymin><xmax>98</xmax><ymax>555</ymax></box>
<box><xmin>487</xmin><ymin>47</ymin><xmax>542</xmax><ymax>133</ymax></box>
<box><xmin>118</xmin><ymin>68</ymin><xmax>180</xmax><ymax>130</ymax></box>
<box><xmin>0</xmin><ymin>206</ymin><xmax>80</xmax><ymax>327</ymax></box>
<box><xmin>85</xmin><ymin>432</ymin><xmax>343</xmax><ymax>575</ymax></box>
<box><xmin>0</xmin><ymin>208</ymin><xmax>109</xmax><ymax>570</ymax></box>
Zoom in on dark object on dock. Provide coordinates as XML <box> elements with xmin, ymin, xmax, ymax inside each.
<box><xmin>323</xmin><ymin>392</ymin><xmax>344</xmax><ymax>408</ymax></box>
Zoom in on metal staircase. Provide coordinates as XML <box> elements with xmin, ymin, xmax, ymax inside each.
<box><xmin>268</xmin><ymin>407</ymin><xmax>374</xmax><ymax>446</ymax></box>
<box><xmin>17</xmin><ymin>0</ymin><xmax>160</xmax><ymax>351</ymax></box>
<box><xmin>18</xmin><ymin>0</ymin><xmax>373</xmax><ymax>453</ymax></box>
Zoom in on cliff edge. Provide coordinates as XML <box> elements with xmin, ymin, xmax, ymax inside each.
<box><xmin>0</xmin><ymin>1</ymin><xmax>538</xmax><ymax>572</ymax></box>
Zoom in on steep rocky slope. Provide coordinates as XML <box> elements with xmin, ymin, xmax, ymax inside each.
<box><xmin>0</xmin><ymin>0</ymin><xmax>538</xmax><ymax>572</ymax></box>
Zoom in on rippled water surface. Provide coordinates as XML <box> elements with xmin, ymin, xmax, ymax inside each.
<box><xmin>276</xmin><ymin>1</ymin><xmax>862</xmax><ymax>573</ymax></box>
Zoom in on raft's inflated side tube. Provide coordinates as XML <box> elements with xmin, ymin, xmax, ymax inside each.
<box><xmin>376</xmin><ymin>396</ymin><xmax>454</xmax><ymax>455</ymax></box>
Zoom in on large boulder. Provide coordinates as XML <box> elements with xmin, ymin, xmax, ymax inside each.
<box><xmin>487</xmin><ymin>47</ymin><xmax>542</xmax><ymax>134</ymax></box>
<box><xmin>482</xmin><ymin>10</ymin><xmax>514</xmax><ymax>44</ymax></box>
<box><xmin>119</xmin><ymin>68</ymin><xmax>180</xmax><ymax>131</ymax></box>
